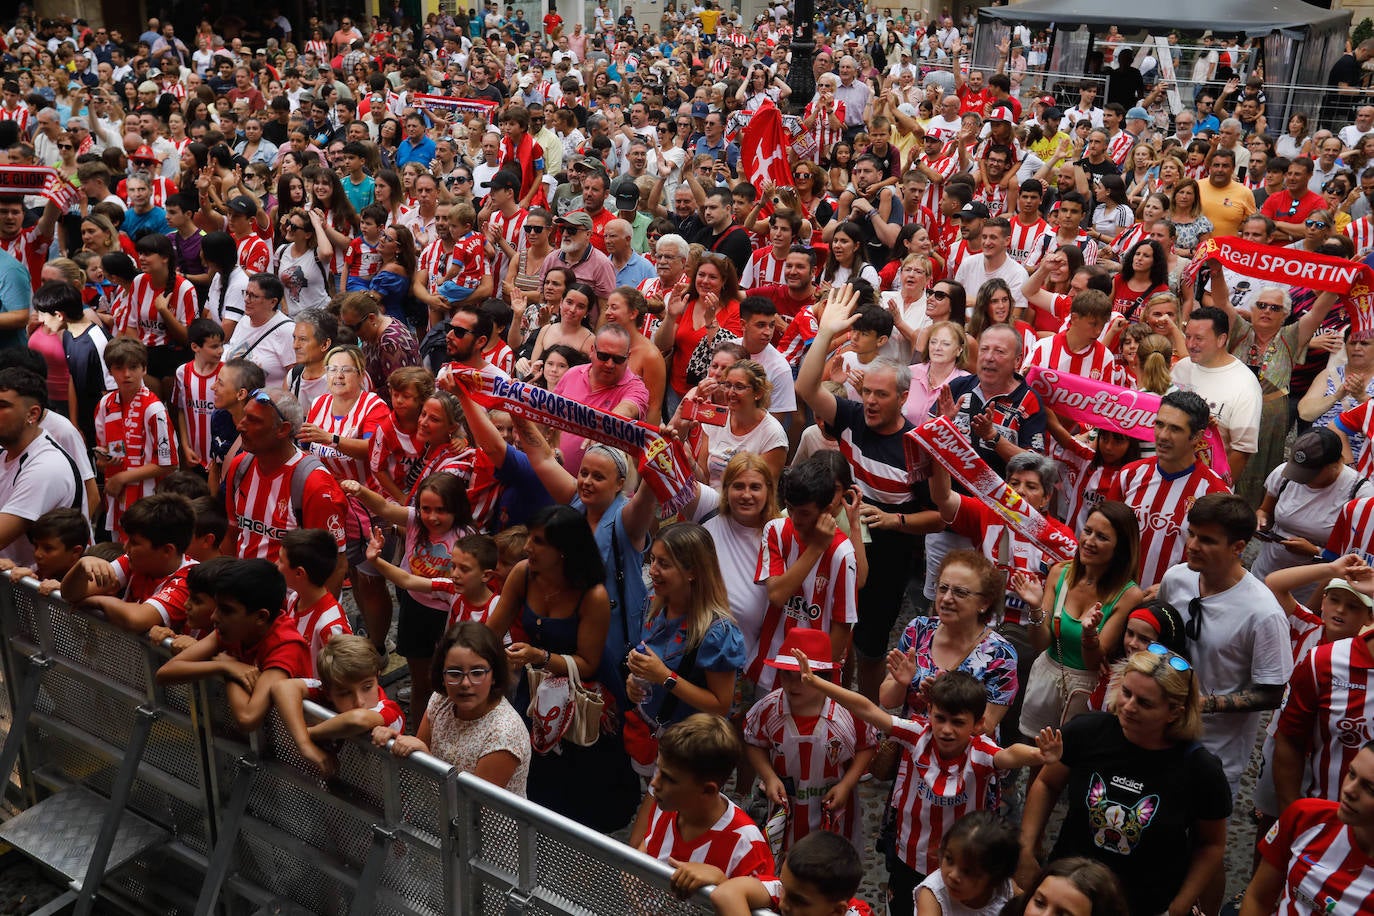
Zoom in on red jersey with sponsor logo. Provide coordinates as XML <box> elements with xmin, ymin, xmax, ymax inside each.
<box><xmin>225</xmin><ymin>450</ymin><xmax>347</xmax><ymax>562</ymax></box>
<box><xmin>1257</xmin><ymin>798</ymin><xmax>1374</xmax><ymax>916</ymax></box>
<box><xmin>173</xmin><ymin>361</ymin><xmax>220</xmax><ymax>469</ymax></box>
<box><xmin>111</xmin><ymin>554</ymin><xmax>196</xmax><ymax>630</ymax></box>
<box><xmin>1276</xmin><ymin>636</ymin><xmax>1374</xmax><ymax>803</ymax></box>
<box><xmin>1106</xmin><ymin>458</ymin><xmax>1230</xmax><ymax>590</ymax></box>
<box><xmin>288</xmin><ymin>591</ymin><xmax>353</xmax><ymax>678</ymax></box>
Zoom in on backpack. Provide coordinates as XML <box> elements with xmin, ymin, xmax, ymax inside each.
<box><xmin>227</xmin><ymin>451</ymin><xmax>327</xmax><ymax>529</ymax></box>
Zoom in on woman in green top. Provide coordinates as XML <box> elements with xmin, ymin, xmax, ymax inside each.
<box><xmin>1011</xmin><ymin>501</ymin><xmax>1144</xmax><ymax>741</ymax></box>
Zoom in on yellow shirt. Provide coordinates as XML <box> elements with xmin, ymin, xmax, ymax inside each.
<box><xmin>1197</xmin><ymin>179</ymin><xmax>1257</xmax><ymax>238</ymax></box>
<box><xmin>1029</xmin><ymin>130</ymin><xmax>1070</xmax><ymax>161</ymax></box>
<box><xmin>699</xmin><ymin>9</ymin><xmax>722</xmax><ymax>34</ymax></box>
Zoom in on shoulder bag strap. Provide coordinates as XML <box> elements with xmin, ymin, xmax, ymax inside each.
<box><xmin>238</xmin><ymin>317</ymin><xmax>293</xmax><ymax>361</ymax></box>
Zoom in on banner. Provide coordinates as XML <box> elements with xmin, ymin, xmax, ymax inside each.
<box><xmin>449</xmin><ymin>367</ymin><xmax>697</xmax><ymax>514</ymax></box>
<box><xmin>725</xmin><ymin>108</ymin><xmax>803</xmax><ymax>145</ymax></box>
<box><xmin>414</xmin><ymin>93</ymin><xmax>499</xmax><ymax>119</ymax></box>
<box><xmin>0</xmin><ymin>165</ymin><xmax>78</xmax><ymax>210</ymax></box>
<box><xmin>905</xmin><ymin>416</ymin><xmax>1077</xmax><ymax>565</ymax></box>
<box><xmin>1024</xmin><ymin>367</ymin><xmax>1231</xmax><ymax>478</ymax></box>
<box><xmin>1184</xmin><ymin>235</ymin><xmax>1370</xmax><ymax>296</ymax></box>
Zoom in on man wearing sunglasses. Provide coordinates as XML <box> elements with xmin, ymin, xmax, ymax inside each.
<box><xmin>1157</xmin><ymin>492</ymin><xmax>1290</xmax><ymax>797</ymax></box>
<box><xmin>550</xmin><ymin>323</ymin><xmax>648</xmax><ymax>477</ymax></box>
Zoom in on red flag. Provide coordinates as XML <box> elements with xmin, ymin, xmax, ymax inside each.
<box><xmin>740</xmin><ymin>100</ymin><xmax>794</xmax><ymax>207</ymax></box>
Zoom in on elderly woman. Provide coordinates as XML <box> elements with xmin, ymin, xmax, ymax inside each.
<box><xmin>1017</xmin><ymin>647</ymin><xmax>1230</xmax><ymax>916</ymax></box>
<box><xmin>1204</xmin><ymin>266</ymin><xmax>1338</xmax><ymax>505</ymax></box>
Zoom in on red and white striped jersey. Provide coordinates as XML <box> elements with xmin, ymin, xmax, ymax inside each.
<box><xmin>945</xmin><ymin>239</ymin><xmax>975</xmax><ymax>278</ymax></box>
<box><xmin>758</xmin><ymin>878</ymin><xmax>873</xmax><ymax>916</ymax></box>
<box><xmin>917</xmin><ymin>154</ymin><xmax>960</xmax><ymax>215</ymax></box>
<box><xmin>95</xmin><ymin>387</ymin><xmax>176</xmax><ymax>537</ymax></box>
<box><xmin>235</xmin><ymin>231</ymin><xmax>271</xmax><ymax>275</ymax></box>
<box><xmin>430</xmin><ymin>581</ymin><xmax>500</xmax><ymax>629</ymax></box>
<box><xmin>972</xmin><ymin>181</ymin><xmax>1009</xmax><ymax>215</ymax></box>
<box><xmin>0</xmin><ymin>104</ymin><xmax>30</xmax><ymax>134</ymax></box>
<box><xmin>1007</xmin><ymin>214</ymin><xmax>1050</xmax><ymax>265</ymax></box>
<box><xmin>456</xmin><ymin>446</ymin><xmax>503</xmax><ymax>532</ymax></box>
<box><xmin>1055</xmin><ymin>437</ymin><xmax>1128</xmax><ymax>534</ymax></box>
<box><xmin>418</xmin><ymin>238</ymin><xmax>456</xmax><ymax>295</ymax></box>
<box><xmin>1326</xmin><ymin>497</ymin><xmax>1374</xmax><ymax>565</ymax></box>
<box><xmin>111</xmin><ymin>554</ymin><xmax>196</xmax><ymax>629</ymax></box>
<box><xmin>173</xmin><ymin>361</ymin><xmax>219</xmax><ymax>469</ymax></box>
<box><xmin>487</xmin><ymin>206</ymin><xmax>528</xmax><ymax>283</ymax></box>
<box><xmin>741</xmin><ymin>247</ymin><xmax>788</xmax><ymax>288</ymax></box>
<box><xmin>127</xmin><ymin>273</ymin><xmax>198</xmax><ymax>347</ymax></box>
<box><xmin>302</xmin><ymin>392</ymin><xmax>390</xmax><ymax>483</ymax></box>
<box><xmin>483</xmin><ymin>339</ymin><xmax>516</xmax><ymax>376</ymax></box>
<box><xmin>637</xmin><ymin>275</ymin><xmax>686</xmax><ymax>341</ymax></box>
<box><xmin>1024</xmin><ymin>229</ymin><xmax>1100</xmax><ymax>270</ymax></box>
<box><xmin>1336</xmin><ymin>400</ymin><xmax>1374</xmax><ymax>478</ymax></box>
<box><xmin>742</xmin><ymin>690</ymin><xmax>877</xmax><ymax>854</ymax></box>
<box><xmin>288</xmin><ymin>591</ymin><xmax>352</xmax><ymax>678</ymax></box>
<box><xmin>225</xmin><ymin>450</ymin><xmax>347</xmax><ymax>562</ymax></box>
<box><xmin>1111</xmin><ymin>222</ymin><xmax>1148</xmax><ymax>258</ymax></box>
<box><xmin>888</xmin><ymin>713</ymin><xmax>1002</xmax><ymax>874</ymax></box>
<box><xmin>1106</xmin><ymin>458</ymin><xmax>1231</xmax><ymax>590</ymax></box>
<box><xmin>1022</xmin><ymin>333</ymin><xmax>1124</xmax><ymax>384</ymax></box>
<box><xmin>750</xmin><ymin>519</ymin><xmax>856</xmax><ymax>689</ymax></box>
<box><xmin>1345</xmin><ymin>215</ymin><xmax>1374</xmax><ymax>258</ymax></box>
<box><xmin>1257</xmin><ymin>798</ymin><xmax>1374</xmax><ymax>916</ymax></box>
<box><xmin>0</xmin><ymin>224</ymin><xmax>53</xmax><ymax>291</ymax></box>
<box><xmin>641</xmin><ymin>798</ymin><xmax>772</xmax><ymax>880</ymax></box>
<box><xmin>1107</xmin><ymin>130</ymin><xmax>1134</xmax><ymax>167</ymax></box>
<box><xmin>801</xmin><ymin>99</ymin><xmax>846</xmax><ymax>165</ymax></box>
<box><xmin>1276</xmin><ymin>637</ymin><xmax>1374</xmax><ymax>802</ymax></box>
<box><xmin>369</xmin><ymin>416</ymin><xmax>426</xmax><ymax>495</ymax></box>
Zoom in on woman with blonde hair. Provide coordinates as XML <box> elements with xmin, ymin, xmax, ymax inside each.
<box><xmin>1164</xmin><ymin>179</ymin><xmax>1212</xmax><ymax>258</ymax></box>
<box><xmin>700</xmin><ymin>359</ymin><xmax>787</xmax><ymax>488</ymax></box>
<box><xmin>80</xmin><ymin>212</ymin><xmax>124</xmax><ymax>257</ymax></box>
<box><xmin>904</xmin><ymin>320</ymin><xmax>970</xmax><ymax>425</ymax></box>
<box><xmin>1016</xmin><ymin>645</ymin><xmax>1229</xmax><ymax>915</ymax></box>
<box><xmin>1134</xmin><ymin>331</ymin><xmax>1175</xmax><ymax>394</ymax></box>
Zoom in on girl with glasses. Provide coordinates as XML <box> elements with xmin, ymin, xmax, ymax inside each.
<box><xmin>380</xmin><ymin>623</ymin><xmax>528</xmax><ymax>796</ymax></box>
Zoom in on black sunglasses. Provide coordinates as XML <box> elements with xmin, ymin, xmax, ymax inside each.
<box><xmin>1185</xmin><ymin>596</ymin><xmax>1203</xmax><ymax>641</ymax></box>
<box><xmin>446</xmin><ymin>324</ymin><xmax>473</xmax><ymax>338</ymax></box>
<box><xmin>525</xmin><ymin>224</ymin><xmax>547</xmax><ymax>234</ymax></box>
<box><xmin>594</xmin><ymin>349</ymin><xmax>628</xmax><ymax>365</ymax></box>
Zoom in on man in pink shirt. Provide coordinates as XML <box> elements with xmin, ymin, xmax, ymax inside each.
<box><xmin>553</xmin><ymin>324</ymin><xmax>650</xmax><ymax>476</ymax></box>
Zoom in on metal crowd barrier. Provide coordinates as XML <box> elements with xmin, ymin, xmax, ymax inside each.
<box><xmin>0</xmin><ymin>574</ymin><xmax>749</xmax><ymax>915</ymax></box>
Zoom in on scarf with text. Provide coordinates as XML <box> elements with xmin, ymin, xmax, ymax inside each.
<box><xmin>905</xmin><ymin>416</ymin><xmax>1076</xmax><ymax>565</ymax></box>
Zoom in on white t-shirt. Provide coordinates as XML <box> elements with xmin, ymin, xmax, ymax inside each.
<box><xmin>1252</xmin><ymin>463</ymin><xmax>1374</xmax><ymax>585</ymax></box>
<box><xmin>744</xmin><ymin>344</ymin><xmax>797</xmax><ymax>415</ymax></box>
<box><xmin>706</xmin><ymin>413</ymin><xmax>788</xmax><ymax>490</ymax></box>
<box><xmin>273</xmin><ymin>246</ymin><xmax>332</xmax><ymax>316</ymax></box>
<box><xmin>1170</xmin><ymin>356</ymin><xmax>1262</xmax><ymax>454</ymax></box>
<box><xmin>916</xmin><ymin>870</ymin><xmax>1015</xmax><ymax>916</ymax></box>
<box><xmin>206</xmin><ymin>266</ymin><xmax>249</xmax><ymax>328</ymax></box>
<box><xmin>693</xmin><ymin>487</ymin><xmax>769</xmax><ymax>664</ymax></box>
<box><xmin>954</xmin><ymin>253</ymin><xmax>1030</xmax><ymax>313</ymax></box>
<box><xmin>1157</xmin><ymin>565</ymin><xmax>1294</xmax><ymax>789</ymax></box>
<box><xmin>39</xmin><ymin>411</ymin><xmax>95</xmax><ymax>485</ymax></box>
<box><xmin>225</xmin><ymin>315</ymin><xmax>297</xmax><ymax>390</ymax></box>
<box><xmin>924</xmin><ymin>114</ymin><xmax>962</xmax><ymax>143</ymax></box>
<box><xmin>0</xmin><ymin>433</ymin><xmax>88</xmax><ymax>567</ymax></box>
<box><xmin>878</xmin><ymin>291</ymin><xmax>930</xmax><ymax>364</ymax></box>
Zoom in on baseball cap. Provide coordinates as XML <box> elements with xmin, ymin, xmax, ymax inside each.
<box><xmin>574</xmin><ymin>155</ymin><xmax>605</xmax><ymax>173</ymax></box>
<box><xmin>986</xmin><ymin>104</ymin><xmax>1015</xmax><ymax>123</ymax></box>
<box><xmin>1323</xmin><ymin>578</ymin><xmax>1374</xmax><ymax>609</ymax></box>
<box><xmin>225</xmin><ymin>195</ymin><xmax>259</xmax><ymax>216</ymax></box>
<box><xmin>958</xmin><ymin>201</ymin><xmax>991</xmax><ymax>219</ymax></box>
<box><xmin>1038</xmin><ymin>95</ymin><xmax>1056</xmax><ymax>106</ymax></box>
<box><xmin>1044</xmin><ymin>106</ymin><xmax>1064</xmax><ymax>120</ymax></box>
<box><xmin>613</xmin><ymin>177</ymin><xmax>640</xmax><ymax>210</ymax></box>
<box><xmin>555</xmin><ymin>211</ymin><xmax>595</xmax><ymax>230</ymax></box>
<box><xmin>1283</xmin><ymin>428</ymin><xmax>1343</xmax><ymax>484</ymax></box>
<box><xmin>130</xmin><ymin>144</ymin><xmax>160</xmax><ymax>163</ymax></box>
<box><xmin>137</xmin><ymin>80</ymin><xmax>158</xmax><ymax>93</ymax></box>
<box><xmin>488</xmin><ymin>171</ymin><xmax>519</xmax><ymax>193</ymax></box>
<box><xmin>1126</xmin><ymin>106</ymin><xmax>1150</xmax><ymax>122</ymax></box>
<box><xmin>691</xmin><ymin>101</ymin><xmax>710</xmax><ymax>118</ymax></box>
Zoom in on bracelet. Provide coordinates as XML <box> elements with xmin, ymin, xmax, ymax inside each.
<box><xmin>533</xmin><ymin>649</ymin><xmax>550</xmax><ymax>669</ymax></box>
<box><xmin>897</xmin><ymin>513</ymin><xmax>907</xmax><ymax>530</ymax></box>
<box><xmin>1028</xmin><ymin>611</ymin><xmax>1047</xmax><ymax>626</ymax></box>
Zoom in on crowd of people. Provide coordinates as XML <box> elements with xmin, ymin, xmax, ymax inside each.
<box><xmin>1</xmin><ymin>3</ymin><xmax>1374</xmax><ymax>915</ymax></box>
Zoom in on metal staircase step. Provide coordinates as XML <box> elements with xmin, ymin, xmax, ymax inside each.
<box><xmin>0</xmin><ymin>786</ymin><xmax>166</xmax><ymax>887</ymax></box>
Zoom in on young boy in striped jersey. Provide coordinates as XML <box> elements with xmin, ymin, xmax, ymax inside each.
<box><xmin>790</xmin><ymin>656</ymin><xmax>1061</xmax><ymax>916</ymax></box>
<box><xmin>640</xmin><ymin>714</ymin><xmax>773</xmax><ymax>898</ymax></box>
<box><xmin>710</xmin><ymin>829</ymin><xmax>871</xmax><ymax>916</ymax></box>
<box><xmin>172</xmin><ymin>318</ymin><xmax>223</xmax><ymax>471</ymax></box>
<box><xmin>278</xmin><ymin>528</ymin><xmax>353</xmax><ymax>679</ymax></box>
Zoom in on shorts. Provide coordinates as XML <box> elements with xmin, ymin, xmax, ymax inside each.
<box><xmin>395</xmin><ymin>588</ymin><xmax>449</xmax><ymax>660</ymax></box>
<box><xmin>148</xmin><ymin>343</ymin><xmax>192</xmax><ymax>380</ymax></box>
<box><xmin>1018</xmin><ymin>651</ymin><xmax>1098</xmax><ymax>739</ymax></box>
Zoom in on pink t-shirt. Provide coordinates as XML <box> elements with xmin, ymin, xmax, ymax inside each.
<box><xmin>552</xmin><ymin>363</ymin><xmax>651</xmax><ymax>477</ymax></box>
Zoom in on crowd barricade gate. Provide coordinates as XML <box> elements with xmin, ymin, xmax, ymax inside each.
<box><xmin>0</xmin><ymin>574</ymin><xmax>765</xmax><ymax>916</ymax></box>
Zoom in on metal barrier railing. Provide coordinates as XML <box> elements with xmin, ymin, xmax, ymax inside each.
<box><xmin>0</xmin><ymin>574</ymin><xmax>752</xmax><ymax>916</ymax></box>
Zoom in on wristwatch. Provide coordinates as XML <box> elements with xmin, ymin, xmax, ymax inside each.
<box><xmin>332</xmin><ymin>433</ymin><xmax>341</xmax><ymax>446</ymax></box>
<box><xmin>663</xmin><ymin>674</ymin><xmax>679</xmax><ymax>692</ymax></box>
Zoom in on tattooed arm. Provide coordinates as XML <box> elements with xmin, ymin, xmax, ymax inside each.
<box><xmin>1201</xmin><ymin>683</ymin><xmax>1284</xmax><ymax>714</ymax></box>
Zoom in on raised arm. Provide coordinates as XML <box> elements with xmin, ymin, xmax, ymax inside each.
<box><xmin>512</xmin><ymin>416</ymin><xmax>576</xmax><ymax>503</ymax></box>
<box><xmin>796</xmin><ymin>284</ymin><xmax>861</xmax><ymax>426</ymax></box>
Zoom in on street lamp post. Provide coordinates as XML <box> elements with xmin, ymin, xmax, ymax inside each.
<box><xmin>784</xmin><ymin>4</ymin><xmax>816</xmax><ymax>116</ymax></box>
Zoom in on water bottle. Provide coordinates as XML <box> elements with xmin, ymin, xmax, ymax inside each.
<box><xmin>630</xmin><ymin>641</ymin><xmax>653</xmax><ymax>703</ymax></box>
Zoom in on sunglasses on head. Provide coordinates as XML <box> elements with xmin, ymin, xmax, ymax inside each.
<box><xmin>1146</xmin><ymin>642</ymin><xmax>1192</xmax><ymax>672</ymax></box>
<box><xmin>249</xmin><ymin>389</ymin><xmax>286</xmax><ymax>422</ymax></box>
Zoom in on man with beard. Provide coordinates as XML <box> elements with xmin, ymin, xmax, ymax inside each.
<box><xmin>692</xmin><ymin>187</ymin><xmax>752</xmax><ymax>276</ymax></box>
<box><xmin>832</xmin><ymin>154</ymin><xmax>903</xmax><ymax>270</ymax></box>
<box><xmin>539</xmin><ymin>211</ymin><xmax>616</xmax><ymax>305</ymax></box>
<box><xmin>973</xmin><ymin>143</ymin><xmax>1015</xmax><ymax>214</ymax></box>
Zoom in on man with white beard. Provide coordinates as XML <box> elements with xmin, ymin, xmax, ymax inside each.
<box><xmin>538</xmin><ymin>210</ymin><xmax>617</xmax><ymax>306</ymax></box>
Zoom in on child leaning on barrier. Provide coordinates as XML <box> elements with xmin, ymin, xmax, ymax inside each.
<box><xmin>640</xmin><ymin>713</ymin><xmax>774</xmax><ymax>899</ymax></box>
<box><xmin>278</xmin><ymin>528</ymin><xmax>353</xmax><ymax>678</ymax></box>
<box><xmin>156</xmin><ymin>558</ymin><xmax>311</xmax><ymax>732</ymax></box>
<box><xmin>60</xmin><ymin>493</ymin><xmax>198</xmax><ymax>635</ymax></box>
<box><xmin>709</xmin><ymin>829</ymin><xmax>871</xmax><ymax>916</ymax></box>
<box><xmin>152</xmin><ymin>556</ymin><xmax>231</xmax><ymax>652</ymax></box>
<box><xmin>271</xmin><ymin>634</ymin><xmax>405</xmax><ymax>777</ymax></box>
<box><xmin>0</xmin><ymin>507</ymin><xmax>90</xmax><ymax>596</ymax></box>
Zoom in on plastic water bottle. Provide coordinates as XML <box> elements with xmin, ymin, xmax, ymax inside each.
<box><xmin>630</xmin><ymin>641</ymin><xmax>653</xmax><ymax>703</ymax></box>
